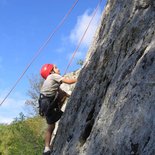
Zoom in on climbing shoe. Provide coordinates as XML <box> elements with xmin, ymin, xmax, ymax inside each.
<box><xmin>43</xmin><ymin>150</ymin><xmax>51</xmax><ymax>155</ymax></box>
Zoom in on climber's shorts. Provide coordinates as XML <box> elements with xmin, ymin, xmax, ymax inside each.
<box><xmin>46</xmin><ymin>107</ymin><xmax>63</xmax><ymax>124</ymax></box>
<box><xmin>38</xmin><ymin>94</ymin><xmax>63</xmax><ymax>124</ymax></box>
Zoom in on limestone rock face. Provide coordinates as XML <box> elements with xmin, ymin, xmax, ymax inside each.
<box><xmin>51</xmin><ymin>0</ymin><xmax>155</xmax><ymax>154</ymax></box>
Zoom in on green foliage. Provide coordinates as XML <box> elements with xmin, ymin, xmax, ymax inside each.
<box><xmin>0</xmin><ymin>74</ymin><xmax>46</xmax><ymax>154</ymax></box>
<box><xmin>0</xmin><ymin>115</ymin><xmax>45</xmax><ymax>155</ymax></box>
<box><xmin>77</xmin><ymin>59</ymin><xmax>84</xmax><ymax>66</ymax></box>
<box><xmin>13</xmin><ymin>112</ymin><xmax>26</xmax><ymax>123</ymax></box>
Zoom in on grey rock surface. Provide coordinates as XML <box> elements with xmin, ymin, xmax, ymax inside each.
<box><xmin>51</xmin><ymin>0</ymin><xmax>155</xmax><ymax>154</ymax></box>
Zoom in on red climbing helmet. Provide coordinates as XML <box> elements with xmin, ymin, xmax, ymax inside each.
<box><xmin>40</xmin><ymin>64</ymin><xmax>54</xmax><ymax>79</ymax></box>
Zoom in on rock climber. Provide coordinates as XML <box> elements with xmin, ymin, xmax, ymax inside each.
<box><xmin>38</xmin><ymin>64</ymin><xmax>77</xmax><ymax>155</ymax></box>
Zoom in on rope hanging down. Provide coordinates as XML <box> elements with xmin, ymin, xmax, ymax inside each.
<box><xmin>64</xmin><ymin>0</ymin><xmax>102</xmax><ymax>75</ymax></box>
<box><xmin>0</xmin><ymin>0</ymin><xmax>79</xmax><ymax>106</ymax></box>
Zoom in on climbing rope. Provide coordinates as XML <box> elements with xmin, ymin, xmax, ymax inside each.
<box><xmin>0</xmin><ymin>0</ymin><xmax>79</xmax><ymax>106</ymax></box>
<box><xmin>64</xmin><ymin>0</ymin><xmax>102</xmax><ymax>75</ymax></box>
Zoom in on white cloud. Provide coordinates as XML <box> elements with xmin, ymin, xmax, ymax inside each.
<box><xmin>69</xmin><ymin>8</ymin><xmax>102</xmax><ymax>48</ymax></box>
<box><xmin>56</xmin><ymin>8</ymin><xmax>102</xmax><ymax>71</ymax></box>
<box><xmin>0</xmin><ymin>90</ymin><xmax>27</xmax><ymax>124</ymax></box>
<box><xmin>0</xmin><ymin>116</ymin><xmax>13</xmax><ymax>124</ymax></box>
<box><xmin>67</xmin><ymin>50</ymin><xmax>83</xmax><ymax>60</ymax></box>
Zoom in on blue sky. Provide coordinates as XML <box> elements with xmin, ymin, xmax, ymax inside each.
<box><xmin>0</xmin><ymin>0</ymin><xmax>106</xmax><ymax>124</ymax></box>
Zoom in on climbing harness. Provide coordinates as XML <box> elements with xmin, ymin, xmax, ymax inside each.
<box><xmin>38</xmin><ymin>93</ymin><xmax>58</xmax><ymax>117</ymax></box>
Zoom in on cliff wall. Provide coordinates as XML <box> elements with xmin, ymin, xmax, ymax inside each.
<box><xmin>52</xmin><ymin>0</ymin><xmax>155</xmax><ymax>154</ymax></box>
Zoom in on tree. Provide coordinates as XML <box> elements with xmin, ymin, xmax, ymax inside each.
<box><xmin>25</xmin><ymin>74</ymin><xmax>43</xmax><ymax>115</ymax></box>
<box><xmin>77</xmin><ymin>59</ymin><xmax>84</xmax><ymax>66</ymax></box>
<box><xmin>0</xmin><ymin>115</ymin><xmax>45</xmax><ymax>155</ymax></box>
